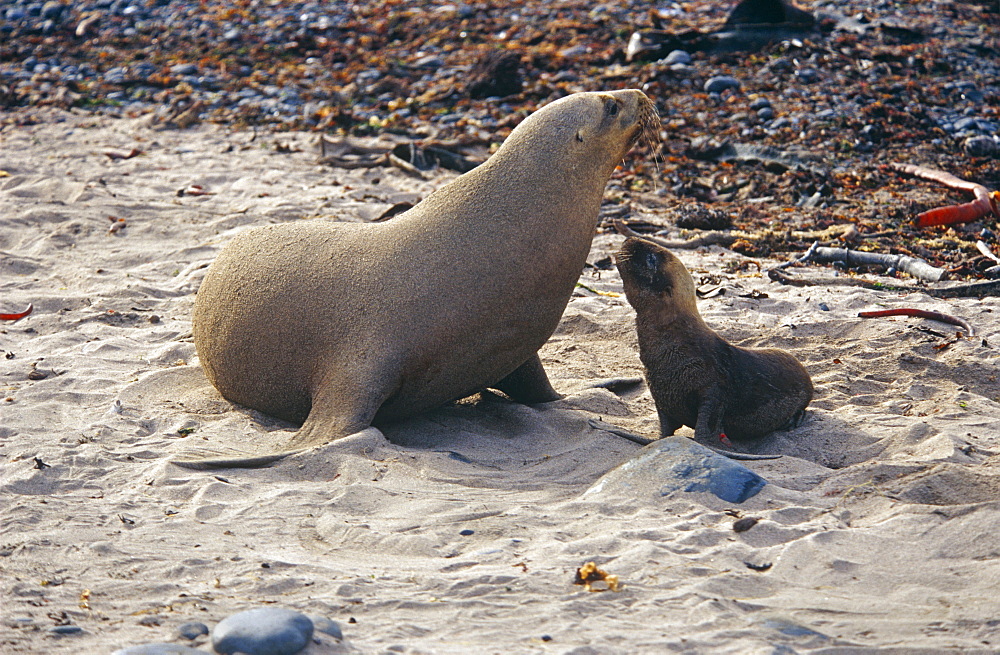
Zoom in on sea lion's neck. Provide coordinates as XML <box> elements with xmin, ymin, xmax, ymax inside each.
<box><xmin>636</xmin><ymin>306</ymin><xmax>710</xmax><ymax>337</ymax></box>
<box><xmin>405</xmin><ymin>150</ymin><xmax>608</xmax><ymax>252</ymax></box>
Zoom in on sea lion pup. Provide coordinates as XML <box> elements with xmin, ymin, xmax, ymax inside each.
<box><xmin>615</xmin><ymin>236</ymin><xmax>812</xmax><ymax>444</ymax></box>
<box><xmin>187</xmin><ymin>90</ymin><xmax>659</xmax><ymax>467</ymax></box>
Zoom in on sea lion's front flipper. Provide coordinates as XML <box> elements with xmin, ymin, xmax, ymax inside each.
<box><xmin>492</xmin><ymin>353</ymin><xmax>563</xmax><ymax>404</ymax></box>
<box><xmin>694</xmin><ymin>389</ymin><xmax>727</xmax><ymax>443</ymax></box>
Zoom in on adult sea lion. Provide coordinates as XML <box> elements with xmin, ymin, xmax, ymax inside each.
<box><xmin>187</xmin><ymin>90</ymin><xmax>658</xmax><ymax>467</ymax></box>
<box><xmin>615</xmin><ymin>236</ymin><xmax>812</xmax><ymax>444</ymax></box>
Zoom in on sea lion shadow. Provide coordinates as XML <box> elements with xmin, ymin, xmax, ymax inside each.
<box><xmin>380</xmin><ymin>391</ymin><xmax>641</xmax><ymax>490</ymax></box>
<box><xmin>120</xmin><ymin>367</ymin><xmax>639</xmax><ymax>486</ymax></box>
<box><xmin>712</xmin><ymin>409</ymin><xmax>891</xmax><ymax>470</ymax></box>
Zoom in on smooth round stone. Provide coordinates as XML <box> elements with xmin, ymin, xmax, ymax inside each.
<box><xmin>307</xmin><ymin>615</ymin><xmax>343</xmax><ymax>640</ymax></box>
<box><xmin>49</xmin><ymin>625</ymin><xmax>83</xmax><ymax>636</ymax></box>
<box><xmin>704</xmin><ymin>75</ymin><xmax>740</xmax><ymax>94</ymax></box>
<box><xmin>112</xmin><ymin>644</ymin><xmax>210</xmax><ymax>655</ymax></box>
<box><xmin>177</xmin><ymin>621</ymin><xmax>210</xmax><ymax>640</ymax></box>
<box><xmin>756</xmin><ymin>107</ymin><xmax>775</xmax><ymax>121</ymax></box>
<box><xmin>795</xmin><ymin>68</ymin><xmax>820</xmax><ymax>84</ymax></box>
<box><xmin>170</xmin><ymin>63</ymin><xmax>198</xmax><ymax>76</ymax></box>
<box><xmin>964</xmin><ymin>136</ymin><xmax>1000</xmax><ymax>158</ymax></box>
<box><xmin>212</xmin><ymin>608</ymin><xmax>314</xmax><ymax>655</ymax></box>
<box><xmin>663</xmin><ymin>49</ymin><xmax>691</xmax><ymax>66</ymax></box>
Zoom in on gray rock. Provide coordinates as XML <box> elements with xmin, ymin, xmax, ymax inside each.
<box><xmin>964</xmin><ymin>135</ymin><xmax>1000</xmax><ymax>158</ymax></box>
<box><xmin>212</xmin><ymin>608</ymin><xmax>314</xmax><ymax>655</ymax></box>
<box><xmin>704</xmin><ymin>75</ymin><xmax>741</xmax><ymax>94</ymax></box>
<box><xmin>795</xmin><ymin>68</ymin><xmax>820</xmax><ymax>84</ymax></box>
<box><xmin>583</xmin><ymin>437</ymin><xmax>767</xmax><ymax>504</ymax></box>
<box><xmin>170</xmin><ymin>63</ymin><xmax>198</xmax><ymax>76</ymax></box>
<box><xmin>663</xmin><ymin>50</ymin><xmax>691</xmax><ymax>66</ymax></box>
<box><xmin>48</xmin><ymin>625</ymin><xmax>83</xmax><ymax>636</ymax></box>
<box><xmin>176</xmin><ymin>621</ymin><xmax>210</xmax><ymax>640</ymax></box>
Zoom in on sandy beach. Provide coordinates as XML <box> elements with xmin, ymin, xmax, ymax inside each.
<box><xmin>2</xmin><ymin>105</ymin><xmax>999</xmax><ymax>654</ymax></box>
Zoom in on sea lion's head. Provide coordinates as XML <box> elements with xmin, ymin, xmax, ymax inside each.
<box><xmin>496</xmin><ymin>90</ymin><xmax>659</xmax><ymax>177</ymax></box>
<box><xmin>615</xmin><ymin>237</ymin><xmax>699</xmax><ymax>318</ymax></box>
<box><xmin>564</xmin><ymin>89</ymin><xmax>659</xmax><ymax>162</ymax></box>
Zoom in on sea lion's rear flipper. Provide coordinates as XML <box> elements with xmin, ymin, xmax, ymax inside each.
<box><xmin>170</xmin><ymin>448</ymin><xmax>303</xmax><ymax>470</ymax></box>
<box><xmin>170</xmin><ymin>427</ymin><xmax>391</xmax><ymax>470</ymax></box>
<box><xmin>492</xmin><ymin>354</ymin><xmax>562</xmax><ymax>404</ymax></box>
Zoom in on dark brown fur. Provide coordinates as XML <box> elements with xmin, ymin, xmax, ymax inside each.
<box><xmin>616</xmin><ymin>237</ymin><xmax>812</xmax><ymax>442</ymax></box>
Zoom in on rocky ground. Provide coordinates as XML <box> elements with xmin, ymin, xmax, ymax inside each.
<box><xmin>3</xmin><ymin>0</ymin><xmax>1000</xmax><ymax>274</ymax></box>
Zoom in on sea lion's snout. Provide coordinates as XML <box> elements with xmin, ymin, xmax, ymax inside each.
<box><xmin>591</xmin><ymin>90</ymin><xmax>658</xmax><ymax>153</ymax></box>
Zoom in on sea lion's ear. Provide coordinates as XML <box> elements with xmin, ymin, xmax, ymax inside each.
<box><xmin>576</xmin><ymin>130</ymin><xmax>585</xmax><ymax>143</ymax></box>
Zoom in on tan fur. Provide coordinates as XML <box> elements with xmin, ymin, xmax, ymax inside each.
<box><xmin>192</xmin><ymin>90</ymin><xmax>656</xmax><ymax>459</ymax></box>
<box><xmin>616</xmin><ymin>236</ymin><xmax>812</xmax><ymax>442</ymax></box>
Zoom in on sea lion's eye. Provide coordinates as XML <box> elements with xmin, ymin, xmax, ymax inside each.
<box><xmin>643</xmin><ymin>252</ymin><xmax>658</xmax><ymax>270</ymax></box>
<box><xmin>606</xmin><ymin>99</ymin><xmax>619</xmax><ymax>116</ymax></box>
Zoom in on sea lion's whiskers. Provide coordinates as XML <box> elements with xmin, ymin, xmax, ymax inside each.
<box><xmin>637</xmin><ymin>98</ymin><xmax>662</xmax><ymax>190</ymax></box>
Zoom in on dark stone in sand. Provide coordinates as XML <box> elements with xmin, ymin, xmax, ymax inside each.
<box><xmin>176</xmin><ymin>621</ymin><xmax>210</xmax><ymax>640</ymax></box>
<box><xmin>704</xmin><ymin>75</ymin><xmax>741</xmax><ymax>94</ymax></box>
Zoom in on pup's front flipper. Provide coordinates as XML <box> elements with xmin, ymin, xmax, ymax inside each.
<box><xmin>694</xmin><ymin>388</ymin><xmax>729</xmax><ymax>445</ymax></box>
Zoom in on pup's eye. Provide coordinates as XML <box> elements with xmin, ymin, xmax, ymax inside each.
<box><xmin>606</xmin><ymin>99</ymin><xmax>619</xmax><ymax>116</ymax></box>
<box><xmin>643</xmin><ymin>252</ymin><xmax>658</xmax><ymax>270</ymax></box>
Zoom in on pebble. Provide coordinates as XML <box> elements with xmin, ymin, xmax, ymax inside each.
<box><xmin>176</xmin><ymin>621</ymin><xmax>210</xmax><ymax>640</ymax></box>
<box><xmin>795</xmin><ymin>68</ymin><xmax>821</xmax><ymax>84</ymax></box>
<box><xmin>170</xmin><ymin>63</ymin><xmax>199</xmax><ymax>76</ymax></box>
<box><xmin>663</xmin><ymin>49</ymin><xmax>691</xmax><ymax>66</ymax></box>
<box><xmin>964</xmin><ymin>136</ymin><xmax>1000</xmax><ymax>158</ymax></box>
<box><xmin>112</xmin><ymin>644</ymin><xmax>210</xmax><ymax>655</ymax></box>
<box><xmin>212</xmin><ymin>607</ymin><xmax>314</xmax><ymax>655</ymax></box>
<box><xmin>704</xmin><ymin>75</ymin><xmax>741</xmax><ymax>94</ymax></box>
<box><xmin>49</xmin><ymin>625</ymin><xmax>83</xmax><ymax>636</ymax></box>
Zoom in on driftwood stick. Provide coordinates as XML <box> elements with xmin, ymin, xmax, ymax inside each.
<box><xmin>614</xmin><ymin>221</ymin><xmax>864</xmax><ymax>251</ymax></box>
<box><xmin>767</xmin><ymin>268</ymin><xmax>888</xmax><ymax>289</ymax></box>
<box><xmin>768</xmin><ymin>268</ymin><xmax>1000</xmax><ymax>298</ymax></box>
<box><xmin>807</xmin><ymin>247</ymin><xmax>946</xmax><ymax>282</ymax></box>
<box><xmin>770</xmin><ymin>241</ymin><xmax>820</xmax><ymax>271</ymax></box>
<box><xmin>858</xmin><ymin>308</ymin><xmax>974</xmax><ymax>337</ymax></box>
